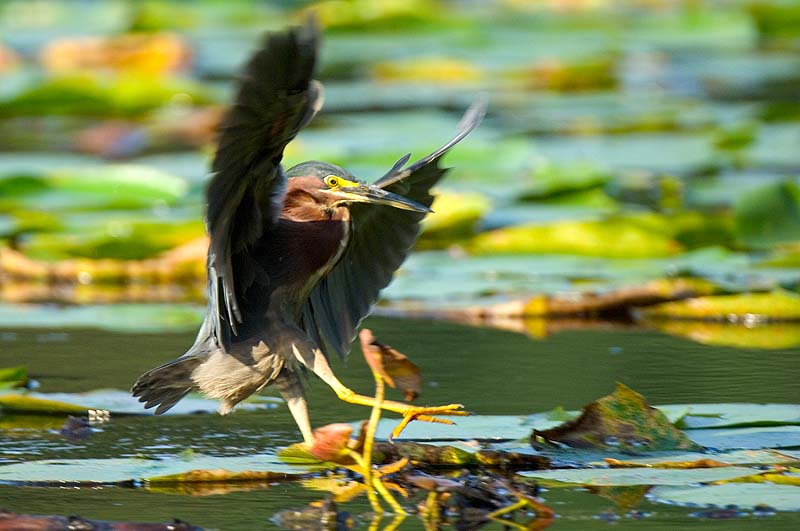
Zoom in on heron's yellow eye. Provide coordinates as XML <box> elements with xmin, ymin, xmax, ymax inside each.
<box><xmin>324</xmin><ymin>175</ymin><xmax>340</xmax><ymax>188</ymax></box>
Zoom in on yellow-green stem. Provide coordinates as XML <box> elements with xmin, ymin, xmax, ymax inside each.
<box><xmin>344</xmin><ymin>449</ymin><xmax>382</xmax><ymax>514</ymax></box>
<box><xmin>372</xmin><ymin>475</ymin><xmax>406</xmax><ymax>516</ymax></box>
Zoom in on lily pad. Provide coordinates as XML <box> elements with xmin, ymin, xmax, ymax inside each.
<box><xmin>734</xmin><ymin>181</ymin><xmax>800</xmax><ymax>249</ymax></box>
<box><xmin>597</xmin><ymin>449</ymin><xmax>800</xmax><ymax>467</ymax></box>
<box><xmin>0</xmin><ymin>165</ymin><xmax>188</xmax><ymax>212</ymax></box>
<box><xmin>646</xmin><ymin>320</ymin><xmax>800</xmax><ymax>349</ymax></box>
<box><xmin>0</xmin><ymin>365</ymin><xmax>27</xmax><ymax>390</ymax></box>
<box><xmin>649</xmin><ymin>483</ymin><xmax>800</xmax><ymax>512</ymax></box>
<box><xmin>0</xmin><ymin>454</ymin><xmax>316</xmax><ymax>485</ymax></box>
<box><xmin>518</xmin><ymin>466</ymin><xmax>762</xmax><ymax>487</ymax></box>
<box><xmin>0</xmin><ymin>303</ymin><xmax>203</xmax><ymax>332</ymax></box>
<box><xmin>660</xmin><ymin>403</ymin><xmax>800</xmax><ymax>429</ymax></box>
<box><xmin>0</xmin><ymin>389</ymin><xmax>281</xmax><ymax>416</ymax></box>
<box><xmin>469</xmin><ymin>218</ymin><xmax>682</xmax><ymax>258</ymax></box>
<box><xmin>639</xmin><ymin>290</ymin><xmax>800</xmax><ymax>321</ymax></box>
<box><xmin>684</xmin><ymin>426</ymin><xmax>800</xmax><ymax>450</ymax></box>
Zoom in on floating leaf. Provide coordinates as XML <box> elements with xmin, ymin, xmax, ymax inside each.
<box><xmin>647</xmin><ymin>320</ymin><xmax>800</xmax><ymax>349</ymax></box>
<box><xmin>0</xmin><ymin>365</ymin><xmax>27</xmax><ymax>390</ymax></box>
<box><xmin>419</xmin><ymin>191</ymin><xmax>490</xmax><ymax>247</ymax></box>
<box><xmin>734</xmin><ymin>181</ymin><xmax>800</xmax><ymax>249</ymax></box>
<box><xmin>639</xmin><ymin>290</ymin><xmax>800</xmax><ymax>322</ymax></box>
<box><xmin>0</xmin><ymin>389</ymin><xmax>280</xmax><ymax>416</ymax></box>
<box><xmin>532</xmin><ymin>383</ymin><xmax>702</xmax><ymax>452</ymax></box>
<box><xmin>469</xmin><ymin>219</ymin><xmax>682</xmax><ymax>258</ymax></box>
<box><xmin>684</xmin><ymin>426</ymin><xmax>800</xmax><ymax>450</ymax></box>
<box><xmin>41</xmin><ymin>33</ymin><xmax>190</xmax><ymax>76</ymax></box>
<box><xmin>0</xmin><ymin>165</ymin><xmax>189</xmax><ymax>212</ymax></box>
<box><xmin>600</xmin><ymin>449</ymin><xmax>800</xmax><ymax>468</ymax></box>
<box><xmin>0</xmin><ymin>75</ymin><xmax>213</xmax><ymax>118</ymax></box>
<box><xmin>519</xmin><ymin>466</ymin><xmax>767</xmax><ymax>487</ymax></box>
<box><xmin>662</xmin><ymin>403</ymin><xmax>800</xmax><ymax>430</ymax></box>
<box><xmin>0</xmin><ymin>511</ymin><xmax>202</xmax><ymax>531</ymax></box>
<box><xmin>0</xmin><ymin>303</ymin><xmax>203</xmax><ymax>332</ymax></box>
<box><xmin>0</xmin><ymin>454</ymin><xmax>317</xmax><ymax>485</ymax></box>
<box><xmin>649</xmin><ymin>483</ymin><xmax>800</xmax><ymax>512</ymax></box>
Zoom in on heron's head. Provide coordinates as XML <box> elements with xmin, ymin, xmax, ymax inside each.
<box><xmin>285</xmin><ymin>161</ymin><xmax>431</xmax><ymax>214</ymax></box>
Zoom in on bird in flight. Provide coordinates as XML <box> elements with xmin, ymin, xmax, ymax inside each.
<box><xmin>133</xmin><ymin>19</ymin><xmax>485</xmax><ymax>445</ymax></box>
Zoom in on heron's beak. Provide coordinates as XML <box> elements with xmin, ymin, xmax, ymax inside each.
<box><xmin>335</xmin><ymin>185</ymin><xmax>432</xmax><ymax>213</ymax></box>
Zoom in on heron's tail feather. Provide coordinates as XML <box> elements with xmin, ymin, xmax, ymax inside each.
<box><xmin>132</xmin><ymin>356</ymin><xmax>202</xmax><ymax>415</ymax></box>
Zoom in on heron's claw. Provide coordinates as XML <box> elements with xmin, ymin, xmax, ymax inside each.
<box><xmin>390</xmin><ymin>403</ymin><xmax>467</xmax><ymax>440</ymax></box>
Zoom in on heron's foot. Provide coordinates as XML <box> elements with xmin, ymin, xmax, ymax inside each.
<box><xmin>333</xmin><ymin>388</ymin><xmax>467</xmax><ymax>436</ymax></box>
<box><xmin>390</xmin><ymin>403</ymin><xmax>467</xmax><ymax>440</ymax></box>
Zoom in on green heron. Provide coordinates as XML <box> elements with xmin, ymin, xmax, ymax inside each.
<box><xmin>132</xmin><ymin>20</ymin><xmax>485</xmax><ymax>445</ymax></box>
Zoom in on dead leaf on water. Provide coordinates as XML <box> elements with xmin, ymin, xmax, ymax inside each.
<box><xmin>532</xmin><ymin>383</ymin><xmax>702</xmax><ymax>452</ymax></box>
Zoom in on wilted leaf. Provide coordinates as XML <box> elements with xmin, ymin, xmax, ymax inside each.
<box><xmin>359</xmin><ymin>329</ymin><xmax>421</xmax><ymax>401</ymax></box>
<box><xmin>40</xmin><ymin>33</ymin><xmax>190</xmax><ymax>76</ymax></box>
<box><xmin>532</xmin><ymin>383</ymin><xmax>702</xmax><ymax>452</ymax></box>
<box><xmin>605</xmin><ymin>457</ymin><xmax>730</xmax><ymax>469</ymax></box>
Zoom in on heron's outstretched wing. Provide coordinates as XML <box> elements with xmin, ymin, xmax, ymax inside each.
<box><xmin>206</xmin><ymin>20</ymin><xmax>322</xmax><ymax>350</ymax></box>
<box><xmin>301</xmin><ymin>97</ymin><xmax>487</xmax><ymax>359</ymax></box>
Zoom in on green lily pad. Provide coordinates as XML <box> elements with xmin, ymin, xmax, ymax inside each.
<box><xmin>649</xmin><ymin>483</ymin><xmax>800</xmax><ymax>512</ymax></box>
<box><xmin>0</xmin><ymin>303</ymin><xmax>203</xmax><ymax>332</ymax></box>
<box><xmin>734</xmin><ymin>181</ymin><xmax>800</xmax><ymax>249</ymax></box>
<box><xmin>518</xmin><ymin>466</ymin><xmax>761</xmax><ymax>487</ymax></box>
<box><xmin>639</xmin><ymin>290</ymin><xmax>800</xmax><ymax>321</ymax></box>
<box><xmin>0</xmin><ymin>75</ymin><xmax>214</xmax><ymax>118</ymax></box>
<box><xmin>0</xmin><ymin>366</ymin><xmax>27</xmax><ymax>390</ymax></box>
<box><xmin>591</xmin><ymin>449</ymin><xmax>800</xmax><ymax>467</ymax></box>
<box><xmin>684</xmin><ymin>426</ymin><xmax>800</xmax><ymax>450</ymax></box>
<box><xmin>0</xmin><ymin>389</ymin><xmax>281</xmax><ymax>416</ymax></box>
<box><xmin>0</xmin><ymin>454</ymin><xmax>317</xmax><ymax>485</ymax></box>
<box><xmin>660</xmin><ymin>403</ymin><xmax>800</xmax><ymax>429</ymax></box>
<box><xmin>469</xmin><ymin>218</ymin><xmax>682</xmax><ymax>258</ymax></box>
<box><xmin>0</xmin><ymin>165</ymin><xmax>188</xmax><ymax>212</ymax></box>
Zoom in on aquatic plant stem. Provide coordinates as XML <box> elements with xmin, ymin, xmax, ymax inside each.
<box><xmin>344</xmin><ymin>449</ymin><xmax>382</xmax><ymax>514</ymax></box>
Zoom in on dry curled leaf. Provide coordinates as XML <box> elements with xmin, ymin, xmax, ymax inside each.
<box><xmin>359</xmin><ymin>329</ymin><xmax>421</xmax><ymax>401</ymax></box>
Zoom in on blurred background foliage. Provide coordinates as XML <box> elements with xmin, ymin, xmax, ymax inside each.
<box><xmin>0</xmin><ymin>0</ymin><xmax>798</xmax><ymax>328</ymax></box>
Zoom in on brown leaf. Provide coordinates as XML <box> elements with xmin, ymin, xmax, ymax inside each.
<box><xmin>605</xmin><ymin>457</ymin><xmax>730</xmax><ymax>469</ymax></box>
<box><xmin>532</xmin><ymin>383</ymin><xmax>701</xmax><ymax>452</ymax></box>
<box><xmin>359</xmin><ymin>329</ymin><xmax>421</xmax><ymax>401</ymax></box>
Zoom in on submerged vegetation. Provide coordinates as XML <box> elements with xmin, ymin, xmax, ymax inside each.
<box><xmin>0</xmin><ymin>0</ymin><xmax>799</xmax><ymax>529</ymax></box>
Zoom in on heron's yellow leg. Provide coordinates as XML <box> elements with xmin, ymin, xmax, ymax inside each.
<box><xmin>295</xmin><ymin>344</ymin><xmax>467</xmax><ymax>426</ymax></box>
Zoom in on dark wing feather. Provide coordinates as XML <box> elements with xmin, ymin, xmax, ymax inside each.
<box><xmin>301</xmin><ymin>97</ymin><xmax>487</xmax><ymax>359</ymax></box>
<box><xmin>206</xmin><ymin>19</ymin><xmax>322</xmax><ymax>350</ymax></box>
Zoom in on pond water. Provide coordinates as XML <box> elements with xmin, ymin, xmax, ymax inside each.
<box><xmin>1</xmin><ymin>315</ymin><xmax>798</xmax><ymax>529</ymax></box>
